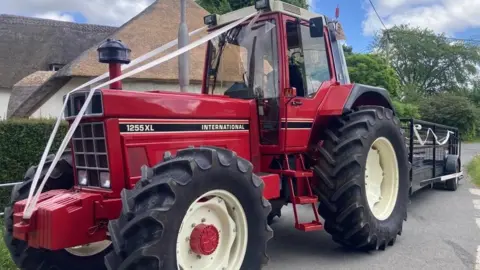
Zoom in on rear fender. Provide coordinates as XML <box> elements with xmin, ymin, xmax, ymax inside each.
<box><xmin>343</xmin><ymin>84</ymin><xmax>396</xmax><ymax>114</ymax></box>
<box><xmin>309</xmin><ymin>84</ymin><xmax>395</xmax><ymax>146</ymax></box>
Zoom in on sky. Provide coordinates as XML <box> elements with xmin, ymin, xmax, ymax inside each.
<box><xmin>2</xmin><ymin>0</ymin><xmax>480</xmax><ymax>53</ymax></box>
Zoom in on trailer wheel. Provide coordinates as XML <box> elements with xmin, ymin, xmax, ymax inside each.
<box><xmin>445</xmin><ymin>160</ymin><xmax>460</xmax><ymax>191</ymax></box>
<box><xmin>104</xmin><ymin>146</ymin><xmax>273</xmax><ymax>270</ymax></box>
<box><xmin>3</xmin><ymin>150</ymin><xmax>112</xmax><ymax>270</ymax></box>
<box><xmin>312</xmin><ymin>106</ymin><xmax>409</xmax><ymax>250</ymax></box>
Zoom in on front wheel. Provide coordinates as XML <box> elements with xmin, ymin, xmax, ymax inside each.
<box><xmin>105</xmin><ymin>146</ymin><xmax>273</xmax><ymax>270</ymax></box>
<box><xmin>312</xmin><ymin>106</ymin><xmax>410</xmax><ymax>250</ymax></box>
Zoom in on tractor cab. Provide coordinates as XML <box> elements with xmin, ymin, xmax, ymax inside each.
<box><xmin>202</xmin><ymin>0</ymin><xmax>350</xmax><ymax>151</ymax></box>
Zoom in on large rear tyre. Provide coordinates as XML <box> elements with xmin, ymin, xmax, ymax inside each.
<box><xmin>312</xmin><ymin>106</ymin><xmax>409</xmax><ymax>250</ymax></box>
<box><xmin>105</xmin><ymin>146</ymin><xmax>273</xmax><ymax>270</ymax></box>
<box><xmin>3</xmin><ymin>150</ymin><xmax>111</xmax><ymax>270</ymax></box>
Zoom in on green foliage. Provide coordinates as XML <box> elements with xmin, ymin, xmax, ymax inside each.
<box><xmin>346</xmin><ymin>53</ymin><xmax>400</xmax><ymax>97</ymax></box>
<box><xmin>0</xmin><ymin>220</ymin><xmax>16</xmax><ymax>270</ymax></box>
<box><xmin>196</xmin><ymin>0</ymin><xmax>308</xmax><ymax>14</ymax></box>
<box><xmin>196</xmin><ymin>0</ymin><xmax>232</xmax><ymax>14</ymax></box>
<box><xmin>0</xmin><ymin>119</ymin><xmax>68</xmax><ymax>209</ymax></box>
<box><xmin>418</xmin><ymin>93</ymin><xmax>479</xmax><ymax>140</ymax></box>
<box><xmin>467</xmin><ymin>155</ymin><xmax>480</xmax><ymax>187</ymax></box>
<box><xmin>373</xmin><ymin>25</ymin><xmax>480</xmax><ymax>96</ymax></box>
<box><xmin>342</xmin><ymin>45</ymin><xmax>353</xmax><ymax>56</ymax></box>
<box><xmin>392</xmin><ymin>100</ymin><xmax>421</xmax><ymax>119</ymax></box>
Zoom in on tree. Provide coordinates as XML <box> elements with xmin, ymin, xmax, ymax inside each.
<box><xmin>197</xmin><ymin>0</ymin><xmax>308</xmax><ymax>14</ymax></box>
<box><xmin>419</xmin><ymin>93</ymin><xmax>479</xmax><ymax>140</ymax></box>
<box><xmin>373</xmin><ymin>25</ymin><xmax>480</xmax><ymax>96</ymax></box>
<box><xmin>342</xmin><ymin>44</ymin><xmax>353</xmax><ymax>56</ymax></box>
<box><xmin>346</xmin><ymin>53</ymin><xmax>400</xmax><ymax>97</ymax></box>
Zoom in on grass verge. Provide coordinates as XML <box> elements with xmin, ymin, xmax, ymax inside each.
<box><xmin>467</xmin><ymin>155</ymin><xmax>480</xmax><ymax>187</ymax></box>
<box><xmin>0</xmin><ymin>220</ymin><xmax>17</xmax><ymax>270</ymax></box>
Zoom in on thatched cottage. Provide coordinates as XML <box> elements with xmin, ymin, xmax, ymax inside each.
<box><xmin>2</xmin><ymin>0</ymin><xmax>208</xmax><ymax>119</ymax></box>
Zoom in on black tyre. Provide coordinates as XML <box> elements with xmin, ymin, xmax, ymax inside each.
<box><xmin>4</xmin><ymin>150</ymin><xmax>111</xmax><ymax>270</ymax></box>
<box><xmin>312</xmin><ymin>106</ymin><xmax>409</xmax><ymax>250</ymax></box>
<box><xmin>445</xmin><ymin>160</ymin><xmax>460</xmax><ymax>191</ymax></box>
<box><xmin>105</xmin><ymin>146</ymin><xmax>273</xmax><ymax>270</ymax></box>
<box><xmin>267</xmin><ymin>199</ymin><xmax>286</xmax><ymax>225</ymax></box>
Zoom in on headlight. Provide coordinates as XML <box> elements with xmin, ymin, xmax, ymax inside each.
<box><xmin>78</xmin><ymin>170</ymin><xmax>88</xmax><ymax>186</ymax></box>
<box><xmin>100</xmin><ymin>172</ymin><xmax>111</xmax><ymax>188</ymax></box>
<box><xmin>255</xmin><ymin>0</ymin><xmax>271</xmax><ymax>10</ymax></box>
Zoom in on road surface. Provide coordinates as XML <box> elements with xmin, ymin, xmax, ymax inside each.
<box><xmin>265</xmin><ymin>143</ymin><xmax>480</xmax><ymax>270</ymax></box>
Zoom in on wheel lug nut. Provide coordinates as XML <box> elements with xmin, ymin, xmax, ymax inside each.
<box><xmin>201</xmin><ymin>218</ymin><xmax>206</xmax><ymax>223</ymax></box>
<box><xmin>191</xmin><ymin>223</ymin><xmax>196</xmax><ymax>228</ymax></box>
<box><xmin>197</xmin><ymin>255</ymin><xmax>201</xmax><ymax>259</ymax></box>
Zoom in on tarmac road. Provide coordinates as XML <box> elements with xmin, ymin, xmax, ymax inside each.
<box><xmin>264</xmin><ymin>143</ymin><xmax>480</xmax><ymax>270</ymax></box>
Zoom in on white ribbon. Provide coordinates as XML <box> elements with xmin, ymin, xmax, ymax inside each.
<box><xmin>23</xmin><ymin>11</ymin><xmax>259</xmax><ymax>219</ymax></box>
<box><xmin>23</xmin><ymin>26</ymin><xmax>207</xmax><ymax>215</ymax></box>
<box><xmin>413</xmin><ymin>124</ymin><xmax>454</xmax><ymax>146</ymax></box>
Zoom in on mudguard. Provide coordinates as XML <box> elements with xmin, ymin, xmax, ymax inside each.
<box><xmin>342</xmin><ymin>84</ymin><xmax>396</xmax><ymax>114</ymax></box>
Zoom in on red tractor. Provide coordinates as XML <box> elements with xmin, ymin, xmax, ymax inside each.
<box><xmin>5</xmin><ymin>1</ymin><xmax>427</xmax><ymax>269</ymax></box>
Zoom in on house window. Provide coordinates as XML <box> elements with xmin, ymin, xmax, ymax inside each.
<box><xmin>49</xmin><ymin>64</ymin><xmax>64</xmax><ymax>71</ymax></box>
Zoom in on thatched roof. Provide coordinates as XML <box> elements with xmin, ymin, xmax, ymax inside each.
<box><xmin>64</xmin><ymin>0</ymin><xmax>209</xmax><ymax>82</ymax></box>
<box><xmin>0</xmin><ymin>14</ymin><xmax>117</xmax><ymax>89</ymax></box>
<box><xmin>9</xmin><ymin>0</ymin><xmax>209</xmax><ymax>118</ymax></box>
<box><xmin>7</xmin><ymin>71</ymin><xmax>57</xmax><ymax>117</ymax></box>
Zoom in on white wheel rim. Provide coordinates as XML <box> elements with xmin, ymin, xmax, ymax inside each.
<box><xmin>176</xmin><ymin>189</ymin><xmax>248</xmax><ymax>270</ymax></box>
<box><xmin>64</xmin><ymin>240</ymin><xmax>111</xmax><ymax>257</ymax></box>
<box><xmin>365</xmin><ymin>137</ymin><xmax>399</xmax><ymax>221</ymax></box>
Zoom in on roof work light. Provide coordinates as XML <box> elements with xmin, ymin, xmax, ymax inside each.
<box><xmin>204</xmin><ymin>14</ymin><xmax>218</xmax><ymax>26</ymax></box>
<box><xmin>255</xmin><ymin>0</ymin><xmax>272</xmax><ymax>10</ymax></box>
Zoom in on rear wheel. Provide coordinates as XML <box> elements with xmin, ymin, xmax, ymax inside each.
<box><xmin>3</xmin><ymin>150</ymin><xmax>111</xmax><ymax>270</ymax></box>
<box><xmin>445</xmin><ymin>161</ymin><xmax>460</xmax><ymax>191</ymax></box>
<box><xmin>105</xmin><ymin>146</ymin><xmax>273</xmax><ymax>270</ymax></box>
<box><xmin>311</xmin><ymin>106</ymin><xmax>409</xmax><ymax>250</ymax></box>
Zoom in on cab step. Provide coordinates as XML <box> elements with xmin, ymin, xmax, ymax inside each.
<box><xmin>270</xmin><ymin>153</ymin><xmax>323</xmax><ymax>232</ymax></box>
<box><xmin>294</xmin><ymin>195</ymin><xmax>318</xmax><ymax>204</ymax></box>
<box><xmin>296</xmin><ymin>221</ymin><xmax>324</xmax><ymax>232</ymax></box>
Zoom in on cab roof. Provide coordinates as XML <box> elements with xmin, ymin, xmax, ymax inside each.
<box><xmin>211</xmin><ymin>0</ymin><xmax>327</xmax><ymax>27</ymax></box>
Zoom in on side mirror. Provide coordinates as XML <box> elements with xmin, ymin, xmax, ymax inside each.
<box><xmin>309</xmin><ymin>17</ymin><xmax>324</xmax><ymax>38</ymax></box>
<box><xmin>284</xmin><ymin>87</ymin><xmax>297</xmax><ymax>98</ymax></box>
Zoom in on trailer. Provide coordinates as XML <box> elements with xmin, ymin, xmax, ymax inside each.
<box><xmin>401</xmin><ymin>118</ymin><xmax>462</xmax><ymax>194</ymax></box>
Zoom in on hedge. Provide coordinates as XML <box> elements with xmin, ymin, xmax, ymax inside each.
<box><xmin>0</xmin><ymin>119</ymin><xmax>68</xmax><ymax>208</ymax></box>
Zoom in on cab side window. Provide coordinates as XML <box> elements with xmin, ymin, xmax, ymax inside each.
<box><xmin>286</xmin><ymin>21</ymin><xmax>331</xmax><ymax>97</ymax></box>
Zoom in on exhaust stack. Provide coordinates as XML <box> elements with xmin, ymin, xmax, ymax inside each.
<box><xmin>97</xmin><ymin>39</ymin><xmax>131</xmax><ymax>90</ymax></box>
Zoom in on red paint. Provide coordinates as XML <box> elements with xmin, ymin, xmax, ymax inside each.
<box><xmin>259</xmin><ymin>174</ymin><xmax>281</xmax><ymax>199</ymax></box>
<box><xmin>109</xmin><ymin>63</ymin><xmax>122</xmax><ymax>90</ymax></box>
<box><xmin>12</xmin><ymin>190</ymin><xmax>112</xmax><ymax>250</ymax></box>
<box><xmin>102</xmin><ymin>90</ymin><xmax>251</xmax><ymax>119</ymax></box>
<box><xmin>190</xmin><ymin>224</ymin><xmax>220</xmax><ymax>255</ymax></box>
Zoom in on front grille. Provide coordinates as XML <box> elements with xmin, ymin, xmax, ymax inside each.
<box><xmin>72</xmin><ymin>122</ymin><xmax>109</xmax><ymax>187</ymax></box>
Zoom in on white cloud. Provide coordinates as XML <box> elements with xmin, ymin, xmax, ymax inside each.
<box><xmin>34</xmin><ymin>11</ymin><xmax>75</xmax><ymax>22</ymax></box>
<box><xmin>362</xmin><ymin>0</ymin><xmax>480</xmax><ymax>37</ymax></box>
<box><xmin>2</xmin><ymin>0</ymin><xmax>154</xmax><ymax>26</ymax></box>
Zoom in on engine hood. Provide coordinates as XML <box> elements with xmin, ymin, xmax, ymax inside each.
<box><xmin>101</xmin><ymin>89</ymin><xmax>252</xmax><ymax>119</ymax></box>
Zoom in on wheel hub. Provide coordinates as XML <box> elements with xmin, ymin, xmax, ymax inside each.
<box><xmin>176</xmin><ymin>190</ymin><xmax>248</xmax><ymax>270</ymax></box>
<box><xmin>190</xmin><ymin>224</ymin><xmax>220</xmax><ymax>255</ymax></box>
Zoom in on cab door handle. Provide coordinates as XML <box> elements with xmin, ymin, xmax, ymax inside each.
<box><xmin>291</xmin><ymin>100</ymin><xmax>303</xmax><ymax>106</ymax></box>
